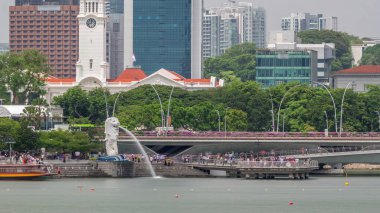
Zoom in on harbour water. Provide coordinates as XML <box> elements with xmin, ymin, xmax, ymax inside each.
<box><xmin>0</xmin><ymin>177</ymin><xmax>378</xmax><ymax>213</ymax></box>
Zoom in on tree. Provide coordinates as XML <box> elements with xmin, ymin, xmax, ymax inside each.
<box><xmin>21</xmin><ymin>98</ymin><xmax>48</xmax><ymax>130</ymax></box>
<box><xmin>298</xmin><ymin>30</ymin><xmax>353</xmax><ymax>71</ymax></box>
<box><xmin>38</xmin><ymin>130</ymin><xmax>102</xmax><ymax>153</ymax></box>
<box><xmin>360</xmin><ymin>44</ymin><xmax>380</xmax><ymax>65</ymax></box>
<box><xmin>14</xmin><ymin>121</ymin><xmax>40</xmax><ymax>152</ymax></box>
<box><xmin>0</xmin><ymin>50</ymin><xmax>49</xmax><ymax>104</ymax></box>
<box><xmin>53</xmin><ymin>86</ymin><xmax>91</xmax><ymax>118</ymax></box>
<box><xmin>203</xmin><ymin>43</ymin><xmax>256</xmax><ymax>81</ymax></box>
<box><xmin>0</xmin><ymin>118</ymin><xmax>20</xmax><ymax>151</ymax></box>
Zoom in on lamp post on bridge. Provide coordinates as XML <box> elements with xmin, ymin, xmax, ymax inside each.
<box><xmin>224</xmin><ymin>107</ymin><xmax>230</xmax><ymax>138</ymax></box>
<box><xmin>324</xmin><ymin>110</ymin><xmax>329</xmax><ymax>132</ymax></box>
<box><xmin>269</xmin><ymin>93</ymin><xmax>275</xmax><ymax>132</ymax></box>
<box><xmin>339</xmin><ymin>81</ymin><xmax>354</xmax><ymax>137</ymax></box>
<box><xmin>375</xmin><ymin>111</ymin><xmax>380</xmax><ymax>131</ymax></box>
<box><xmin>215</xmin><ymin>110</ymin><xmax>221</xmax><ymax>132</ymax></box>
<box><xmin>312</xmin><ymin>81</ymin><xmax>338</xmax><ymax>133</ymax></box>
<box><xmin>276</xmin><ymin>85</ymin><xmax>301</xmax><ymax>133</ymax></box>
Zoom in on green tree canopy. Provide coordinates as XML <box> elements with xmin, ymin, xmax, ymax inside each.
<box><xmin>203</xmin><ymin>43</ymin><xmax>256</xmax><ymax>81</ymax></box>
<box><xmin>298</xmin><ymin>30</ymin><xmax>354</xmax><ymax>71</ymax></box>
<box><xmin>360</xmin><ymin>44</ymin><xmax>380</xmax><ymax>65</ymax></box>
<box><xmin>0</xmin><ymin>50</ymin><xmax>49</xmax><ymax>104</ymax></box>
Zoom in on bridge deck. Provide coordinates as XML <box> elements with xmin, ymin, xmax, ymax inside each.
<box><xmin>190</xmin><ymin>160</ymin><xmax>318</xmax><ymax>179</ymax></box>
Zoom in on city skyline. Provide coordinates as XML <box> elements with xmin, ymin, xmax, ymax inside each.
<box><xmin>1</xmin><ymin>0</ymin><xmax>380</xmax><ymax>43</ymax></box>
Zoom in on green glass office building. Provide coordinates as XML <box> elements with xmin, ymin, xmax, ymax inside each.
<box><xmin>256</xmin><ymin>50</ymin><xmax>317</xmax><ymax>87</ymax></box>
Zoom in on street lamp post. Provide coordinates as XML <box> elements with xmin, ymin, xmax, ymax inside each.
<box><xmin>312</xmin><ymin>81</ymin><xmax>338</xmax><ymax>133</ymax></box>
<box><xmin>276</xmin><ymin>85</ymin><xmax>301</xmax><ymax>133</ymax></box>
<box><xmin>6</xmin><ymin>141</ymin><xmax>16</xmax><ymax>164</ymax></box>
<box><xmin>324</xmin><ymin>111</ymin><xmax>329</xmax><ymax>131</ymax></box>
<box><xmin>166</xmin><ymin>86</ymin><xmax>175</xmax><ymax>135</ymax></box>
<box><xmin>339</xmin><ymin>81</ymin><xmax>354</xmax><ymax>137</ymax></box>
<box><xmin>224</xmin><ymin>107</ymin><xmax>230</xmax><ymax>138</ymax></box>
<box><xmin>282</xmin><ymin>111</ymin><xmax>286</xmax><ymax>132</ymax></box>
<box><xmin>269</xmin><ymin>94</ymin><xmax>275</xmax><ymax>132</ymax></box>
<box><xmin>150</xmin><ymin>85</ymin><xmax>166</xmax><ymax>133</ymax></box>
<box><xmin>215</xmin><ymin>110</ymin><xmax>221</xmax><ymax>132</ymax></box>
<box><xmin>375</xmin><ymin>111</ymin><xmax>380</xmax><ymax>131</ymax></box>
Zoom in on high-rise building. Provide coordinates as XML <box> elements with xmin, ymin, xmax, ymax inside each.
<box><xmin>124</xmin><ymin>0</ymin><xmax>203</xmax><ymax>79</ymax></box>
<box><xmin>16</xmin><ymin>0</ymin><xmax>79</xmax><ymax>5</ymax></box>
<box><xmin>105</xmin><ymin>0</ymin><xmax>124</xmax><ymax>78</ymax></box>
<box><xmin>319</xmin><ymin>17</ymin><xmax>338</xmax><ymax>32</ymax></box>
<box><xmin>202</xmin><ymin>2</ymin><xmax>266</xmax><ymax>62</ymax></box>
<box><xmin>202</xmin><ymin>10</ymin><xmax>220</xmax><ymax>59</ymax></box>
<box><xmin>281</xmin><ymin>13</ymin><xmax>338</xmax><ymax>32</ymax></box>
<box><xmin>219</xmin><ymin>16</ymin><xmax>239</xmax><ymax>54</ymax></box>
<box><xmin>9</xmin><ymin>4</ymin><xmax>79</xmax><ymax>78</ymax></box>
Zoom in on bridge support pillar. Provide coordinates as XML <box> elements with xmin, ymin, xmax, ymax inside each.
<box><xmin>305</xmin><ymin>173</ymin><xmax>309</xmax><ymax>179</ymax></box>
<box><xmin>289</xmin><ymin>173</ymin><xmax>294</xmax><ymax>179</ymax></box>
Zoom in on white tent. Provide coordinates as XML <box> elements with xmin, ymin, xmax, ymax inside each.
<box><xmin>0</xmin><ymin>105</ymin><xmax>29</xmax><ymax>118</ymax></box>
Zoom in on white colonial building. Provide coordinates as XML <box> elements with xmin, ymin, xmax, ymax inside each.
<box><xmin>45</xmin><ymin>0</ymin><xmax>222</xmax><ymax>104</ymax></box>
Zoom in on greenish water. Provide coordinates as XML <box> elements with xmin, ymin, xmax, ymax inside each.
<box><xmin>0</xmin><ymin>177</ymin><xmax>378</xmax><ymax>213</ymax></box>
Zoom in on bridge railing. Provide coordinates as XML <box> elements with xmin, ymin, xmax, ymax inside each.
<box><xmin>237</xmin><ymin>160</ymin><xmax>319</xmax><ymax>169</ymax></box>
<box><xmin>121</xmin><ymin>131</ymin><xmax>380</xmax><ymax>138</ymax></box>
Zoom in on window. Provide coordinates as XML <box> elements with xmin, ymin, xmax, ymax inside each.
<box><xmin>113</xmin><ymin>23</ymin><xmax>120</xmax><ymax>32</ymax></box>
<box><xmin>89</xmin><ymin>59</ymin><xmax>93</xmax><ymax>69</ymax></box>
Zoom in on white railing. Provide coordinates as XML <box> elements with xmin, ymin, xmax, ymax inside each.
<box><xmin>237</xmin><ymin>160</ymin><xmax>318</xmax><ymax>169</ymax></box>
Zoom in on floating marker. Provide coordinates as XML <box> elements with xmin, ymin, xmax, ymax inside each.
<box><xmin>90</xmin><ymin>188</ymin><xmax>95</xmax><ymax>191</ymax></box>
<box><xmin>345</xmin><ymin>182</ymin><xmax>349</xmax><ymax>186</ymax></box>
<box><xmin>175</xmin><ymin>194</ymin><xmax>179</xmax><ymax>198</ymax></box>
<box><xmin>288</xmin><ymin>201</ymin><xmax>294</xmax><ymax>206</ymax></box>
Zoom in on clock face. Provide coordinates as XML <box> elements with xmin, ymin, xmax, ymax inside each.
<box><xmin>86</xmin><ymin>18</ymin><xmax>96</xmax><ymax>28</ymax></box>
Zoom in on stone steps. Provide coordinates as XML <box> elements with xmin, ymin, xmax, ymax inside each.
<box><xmin>52</xmin><ymin>163</ymin><xmax>111</xmax><ymax>177</ymax></box>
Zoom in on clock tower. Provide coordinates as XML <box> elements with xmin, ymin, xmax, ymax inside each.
<box><xmin>76</xmin><ymin>0</ymin><xmax>109</xmax><ymax>84</ymax></box>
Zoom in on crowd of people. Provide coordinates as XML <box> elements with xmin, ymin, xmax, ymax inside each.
<box><xmin>179</xmin><ymin>151</ymin><xmax>310</xmax><ymax>168</ymax></box>
<box><xmin>0</xmin><ymin>151</ymin><xmax>43</xmax><ymax>164</ymax></box>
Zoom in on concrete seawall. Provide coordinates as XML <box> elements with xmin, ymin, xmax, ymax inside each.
<box><xmin>51</xmin><ymin>161</ymin><xmax>209</xmax><ymax>178</ymax></box>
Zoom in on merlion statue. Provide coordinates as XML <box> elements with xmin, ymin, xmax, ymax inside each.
<box><xmin>105</xmin><ymin>117</ymin><xmax>120</xmax><ymax>156</ymax></box>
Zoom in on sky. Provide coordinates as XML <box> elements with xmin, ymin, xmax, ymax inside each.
<box><xmin>0</xmin><ymin>0</ymin><xmax>379</xmax><ymax>43</ymax></box>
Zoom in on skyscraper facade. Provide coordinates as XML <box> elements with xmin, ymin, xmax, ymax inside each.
<box><xmin>9</xmin><ymin>4</ymin><xmax>79</xmax><ymax>78</ymax></box>
<box><xmin>124</xmin><ymin>0</ymin><xmax>203</xmax><ymax>79</ymax></box>
<box><xmin>202</xmin><ymin>2</ymin><xmax>266</xmax><ymax>62</ymax></box>
<box><xmin>106</xmin><ymin>0</ymin><xmax>124</xmax><ymax>78</ymax></box>
<box><xmin>16</xmin><ymin>0</ymin><xmax>79</xmax><ymax>5</ymax></box>
<box><xmin>281</xmin><ymin>13</ymin><xmax>338</xmax><ymax>32</ymax></box>
<box><xmin>202</xmin><ymin>10</ymin><xmax>220</xmax><ymax>59</ymax></box>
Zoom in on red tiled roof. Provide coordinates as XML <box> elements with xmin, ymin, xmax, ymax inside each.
<box><xmin>46</xmin><ymin>77</ymin><xmax>75</xmax><ymax>83</ymax></box>
<box><xmin>168</xmin><ymin>70</ymin><xmax>186</xmax><ymax>80</ymax></box>
<box><xmin>184</xmin><ymin>79</ymin><xmax>211</xmax><ymax>83</ymax></box>
<box><xmin>108</xmin><ymin>68</ymin><xmax>147</xmax><ymax>82</ymax></box>
<box><xmin>334</xmin><ymin>65</ymin><xmax>380</xmax><ymax>75</ymax></box>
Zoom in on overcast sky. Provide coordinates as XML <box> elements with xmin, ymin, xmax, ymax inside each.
<box><xmin>1</xmin><ymin>0</ymin><xmax>379</xmax><ymax>43</ymax></box>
